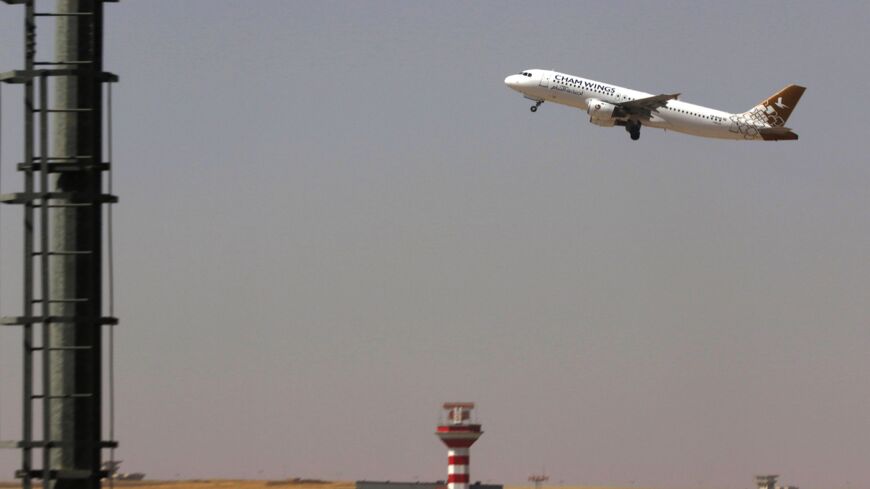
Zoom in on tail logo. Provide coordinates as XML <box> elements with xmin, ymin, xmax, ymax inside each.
<box><xmin>729</xmin><ymin>84</ymin><xmax>805</xmax><ymax>139</ymax></box>
<box><xmin>732</xmin><ymin>103</ymin><xmax>786</xmax><ymax>135</ymax></box>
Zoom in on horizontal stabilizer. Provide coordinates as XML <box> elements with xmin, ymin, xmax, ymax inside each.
<box><xmin>759</xmin><ymin>126</ymin><xmax>798</xmax><ymax>141</ymax></box>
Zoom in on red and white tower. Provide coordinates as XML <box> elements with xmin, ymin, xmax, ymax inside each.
<box><xmin>436</xmin><ymin>402</ymin><xmax>483</xmax><ymax>489</ymax></box>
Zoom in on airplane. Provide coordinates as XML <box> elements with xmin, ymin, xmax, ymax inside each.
<box><xmin>504</xmin><ymin>69</ymin><xmax>805</xmax><ymax>141</ymax></box>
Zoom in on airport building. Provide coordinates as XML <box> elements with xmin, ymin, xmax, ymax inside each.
<box><xmin>756</xmin><ymin>475</ymin><xmax>798</xmax><ymax>489</ymax></box>
<box><xmin>357</xmin><ymin>481</ymin><xmax>502</xmax><ymax>489</ymax></box>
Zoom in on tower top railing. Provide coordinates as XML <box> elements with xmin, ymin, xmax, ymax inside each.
<box><xmin>440</xmin><ymin>402</ymin><xmax>477</xmax><ymax>426</ymax></box>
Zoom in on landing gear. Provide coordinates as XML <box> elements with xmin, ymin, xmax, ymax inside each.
<box><xmin>626</xmin><ymin>120</ymin><xmax>641</xmax><ymax>141</ymax></box>
<box><xmin>530</xmin><ymin>100</ymin><xmax>543</xmax><ymax>112</ymax></box>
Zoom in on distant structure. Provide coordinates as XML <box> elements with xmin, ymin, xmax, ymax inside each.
<box><xmin>529</xmin><ymin>473</ymin><xmax>550</xmax><ymax>489</ymax></box>
<box><xmin>356</xmin><ymin>482</ymin><xmax>501</xmax><ymax>489</ymax></box>
<box><xmin>102</xmin><ymin>461</ymin><xmax>145</xmax><ymax>481</ymax></box>
<box><xmin>357</xmin><ymin>404</ymin><xmax>495</xmax><ymax>489</ymax></box>
<box><xmin>756</xmin><ymin>474</ymin><xmax>798</xmax><ymax>489</ymax></box>
<box><xmin>756</xmin><ymin>475</ymin><xmax>779</xmax><ymax>489</ymax></box>
<box><xmin>436</xmin><ymin>403</ymin><xmax>483</xmax><ymax>489</ymax></box>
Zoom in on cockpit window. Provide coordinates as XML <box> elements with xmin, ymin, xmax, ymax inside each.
<box><xmin>522</xmin><ymin>72</ymin><xmax>531</xmax><ymax>77</ymax></box>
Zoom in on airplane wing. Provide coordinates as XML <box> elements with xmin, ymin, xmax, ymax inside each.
<box><xmin>617</xmin><ymin>93</ymin><xmax>680</xmax><ymax>119</ymax></box>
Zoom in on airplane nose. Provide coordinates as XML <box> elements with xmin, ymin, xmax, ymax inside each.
<box><xmin>504</xmin><ymin>75</ymin><xmax>521</xmax><ymax>88</ymax></box>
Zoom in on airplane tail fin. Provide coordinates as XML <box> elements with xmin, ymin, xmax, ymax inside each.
<box><xmin>741</xmin><ymin>84</ymin><xmax>806</xmax><ymax>127</ymax></box>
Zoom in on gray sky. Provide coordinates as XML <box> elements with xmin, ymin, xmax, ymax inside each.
<box><xmin>1</xmin><ymin>1</ymin><xmax>869</xmax><ymax>488</ymax></box>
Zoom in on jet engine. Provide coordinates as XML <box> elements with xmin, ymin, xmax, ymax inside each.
<box><xmin>586</xmin><ymin>98</ymin><xmax>619</xmax><ymax>127</ymax></box>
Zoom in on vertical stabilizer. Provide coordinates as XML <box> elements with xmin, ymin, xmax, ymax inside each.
<box><xmin>742</xmin><ymin>84</ymin><xmax>806</xmax><ymax>127</ymax></box>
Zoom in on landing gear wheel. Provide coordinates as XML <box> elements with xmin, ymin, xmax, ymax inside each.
<box><xmin>626</xmin><ymin>121</ymin><xmax>641</xmax><ymax>141</ymax></box>
<box><xmin>530</xmin><ymin>101</ymin><xmax>543</xmax><ymax>113</ymax></box>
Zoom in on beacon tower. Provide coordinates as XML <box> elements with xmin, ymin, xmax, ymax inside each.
<box><xmin>436</xmin><ymin>403</ymin><xmax>483</xmax><ymax>489</ymax></box>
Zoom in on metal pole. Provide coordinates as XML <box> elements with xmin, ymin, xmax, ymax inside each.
<box><xmin>22</xmin><ymin>3</ymin><xmax>36</xmax><ymax>488</ymax></box>
<box><xmin>39</xmin><ymin>72</ymin><xmax>51</xmax><ymax>489</ymax></box>
<box><xmin>49</xmin><ymin>1</ymin><xmax>104</xmax><ymax>487</ymax></box>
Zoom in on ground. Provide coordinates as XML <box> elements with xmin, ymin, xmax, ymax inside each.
<box><xmin>0</xmin><ymin>482</ymin><xmax>642</xmax><ymax>489</ymax></box>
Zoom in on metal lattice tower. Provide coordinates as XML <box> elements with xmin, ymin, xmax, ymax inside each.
<box><xmin>0</xmin><ymin>1</ymin><xmax>119</xmax><ymax>488</ymax></box>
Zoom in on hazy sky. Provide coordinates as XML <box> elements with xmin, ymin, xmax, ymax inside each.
<box><xmin>1</xmin><ymin>2</ymin><xmax>869</xmax><ymax>488</ymax></box>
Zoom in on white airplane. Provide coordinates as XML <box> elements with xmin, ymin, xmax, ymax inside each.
<box><xmin>504</xmin><ymin>69</ymin><xmax>805</xmax><ymax>141</ymax></box>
